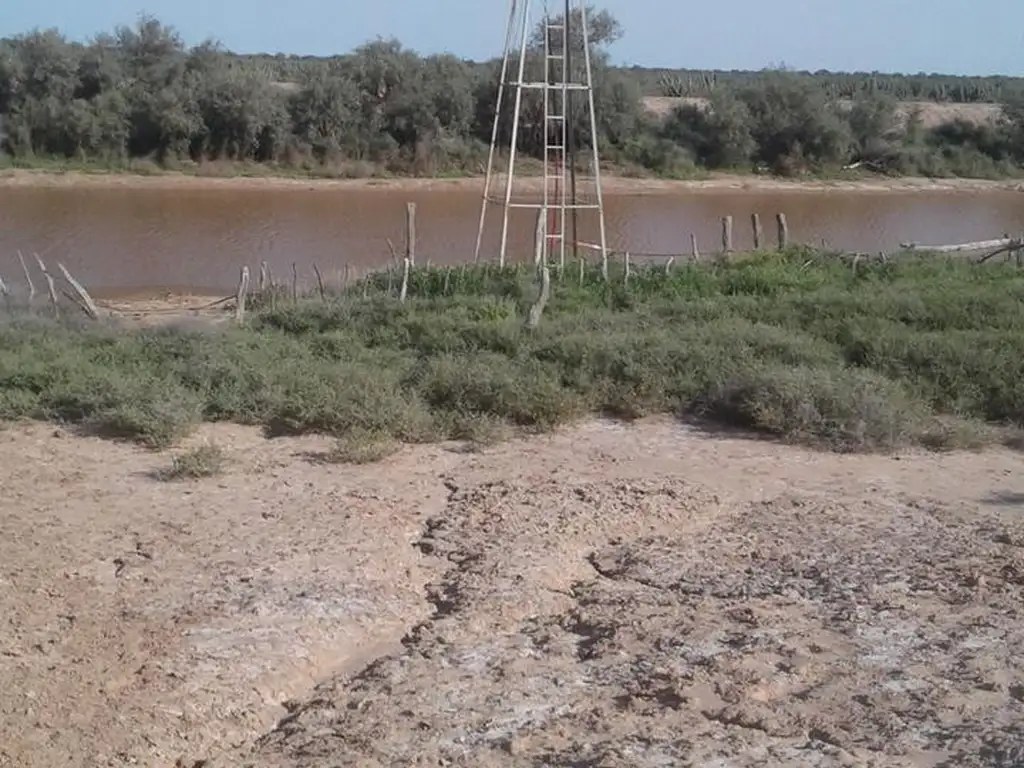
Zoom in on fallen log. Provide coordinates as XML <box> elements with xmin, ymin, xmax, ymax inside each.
<box><xmin>900</xmin><ymin>237</ymin><xmax>1017</xmax><ymax>253</ymax></box>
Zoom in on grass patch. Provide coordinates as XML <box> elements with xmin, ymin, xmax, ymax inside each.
<box><xmin>446</xmin><ymin>412</ymin><xmax>515</xmax><ymax>448</ymax></box>
<box><xmin>158</xmin><ymin>442</ymin><xmax>227</xmax><ymax>481</ymax></box>
<box><xmin>1</xmin><ymin>249</ymin><xmax>1022</xmax><ymax>454</ymax></box>
<box><xmin>327</xmin><ymin>430</ymin><xmax>402</xmax><ymax>464</ymax></box>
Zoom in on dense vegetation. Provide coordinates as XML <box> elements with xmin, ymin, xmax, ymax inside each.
<box><xmin>2</xmin><ymin>251</ymin><xmax>1024</xmax><ymax>455</ymax></box>
<box><xmin>648</xmin><ymin>69</ymin><xmax>1024</xmax><ymax>104</ymax></box>
<box><xmin>3</xmin><ymin>9</ymin><xmax>1024</xmax><ymax>178</ymax></box>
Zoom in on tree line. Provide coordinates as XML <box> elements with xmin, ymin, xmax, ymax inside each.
<box><xmin>650</xmin><ymin>69</ymin><xmax>1024</xmax><ymax>104</ymax></box>
<box><xmin>2</xmin><ymin>11</ymin><xmax>1023</xmax><ymax>179</ymax></box>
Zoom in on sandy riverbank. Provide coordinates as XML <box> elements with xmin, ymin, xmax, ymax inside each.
<box><xmin>2</xmin><ymin>168</ymin><xmax>1023</xmax><ymax>194</ymax></box>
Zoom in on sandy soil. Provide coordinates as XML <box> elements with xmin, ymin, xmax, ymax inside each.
<box><xmin>1</xmin><ymin>419</ymin><xmax>1023</xmax><ymax>767</ymax></box>
<box><xmin>92</xmin><ymin>294</ymin><xmax>239</xmax><ymax>325</ymax></box>
<box><xmin>2</xmin><ymin>167</ymin><xmax>1023</xmax><ymax>195</ymax></box>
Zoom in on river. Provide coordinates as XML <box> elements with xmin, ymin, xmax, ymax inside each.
<box><xmin>1</xmin><ymin>182</ymin><xmax>1022</xmax><ymax>296</ymax></box>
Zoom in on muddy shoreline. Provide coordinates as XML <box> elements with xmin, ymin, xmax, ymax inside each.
<box><xmin>2</xmin><ymin>168</ymin><xmax>1023</xmax><ymax>195</ymax></box>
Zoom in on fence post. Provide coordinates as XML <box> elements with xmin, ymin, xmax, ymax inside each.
<box><xmin>776</xmin><ymin>213</ymin><xmax>789</xmax><ymax>249</ymax></box>
<box><xmin>17</xmin><ymin>251</ymin><xmax>35</xmax><ymax>305</ymax></box>
<box><xmin>259</xmin><ymin>261</ymin><xmax>269</xmax><ymax>294</ymax></box>
<box><xmin>752</xmin><ymin>213</ymin><xmax>763</xmax><ymax>250</ymax></box>
<box><xmin>312</xmin><ymin>263</ymin><xmax>327</xmax><ymax>301</ymax></box>
<box><xmin>57</xmin><ymin>263</ymin><xmax>100</xmax><ymax>320</ymax></box>
<box><xmin>34</xmin><ymin>254</ymin><xmax>59</xmax><ymax>318</ymax></box>
<box><xmin>235</xmin><ymin>266</ymin><xmax>250</xmax><ymax>322</ymax></box>
<box><xmin>399</xmin><ymin>257</ymin><xmax>411</xmax><ymax>303</ymax></box>
<box><xmin>534</xmin><ymin>208</ymin><xmax>545</xmax><ymax>267</ymax></box>
<box><xmin>690</xmin><ymin>233</ymin><xmax>700</xmax><ymax>262</ymax></box>
<box><xmin>406</xmin><ymin>202</ymin><xmax>417</xmax><ymax>266</ymax></box>
<box><xmin>525</xmin><ymin>262</ymin><xmax>551</xmax><ymax>329</ymax></box>
<box><xmin>722</xmin><ymin>216</ymin><xmax>733</xmax><ymax>253</ymax></box>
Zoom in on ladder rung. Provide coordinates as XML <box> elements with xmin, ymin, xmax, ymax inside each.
<box><xmin>501</xmin><ymin>202</ymin><xmax>603</xmax><ymax>210</ymax></box>
<box><xmin>546</xmin><ymin>115</ymin><xmax>564</xmax><ymax>120</ymax></box>
<box><xmin>518</xmin><ymin>82</ymin><xmax>589</xmax><ymax>90</ymax></box>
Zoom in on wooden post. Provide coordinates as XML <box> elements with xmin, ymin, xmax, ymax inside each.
<box><xmin>690</xmin><ymin>233</ymin><xmax>700</xmax><ymax>262</ymax></box>
<box><xmin>235</xmin><ymin>266</ymin><xmax>250</xmax><ymax>322</ymax></box>
<box><xmin>56</xmin><ymin>263</ymin><xmax>100</xmax><ymax>320</ymax></box>
<box><xmin>34</xmin><ymin>254</ymin><xmax>59</xmax><ymax>318</ymax></box>
<box><xmin>291</xmin><ymin>262</ymin><xmax>298</xmax><ymax>303</ymax></box>
<box><xmin>776</xmin><ymin>213</ymin><xmax>789</xmax><ymax>249</ymax></box>
<box><xmin>399</xmin><ymin>257</ymin><xmax>411</xmax><ymax>303</ymax></box>
<box><xmin>751</xmin><ymin>213</ymin><xmax>763</xmax><ymax>250</ymax></box>
<box><xmin>722</xmin><ymin>216</ymin><xmax>733</xmax><ymax>254</ymax></box>
<box><xmin>266</xmin><ymin>264</ymin><xmax>276</xmax><ymax>309</ymax></box>
<box><xmin>312</xmin><ymin>263</ymin><xmax>327</xmax><ymax>302</ymax></box>
<box><xmin>534</xmin><ymin>209</ymin><xmax>545</xmax><ymax>266</ymax></box>
<box><xmin>0</xmin><ymin>274</ymin><xmax>9</xmax><ymax>311</ymax></box>
<box><xmin>624</xmin><ymin>252</ymin><xmax>631</xmax><ymax>287</ymax></box>
<box><xmin>259</xmin><ymin>261</ymin><xmax>269</xmax><ymax>293</ymax></box>
<box><xmin>525</xmin><ymin>263</ymin><xmax>551</xmax><ymax>329</ymax></box>
<box><xmin>17</xmin><ymin>251</ymin><xmax>35</xmax><ymax>305</ymax></box>
<box><xmin>665</xmin><ymin>256</ymin><xmax>675</xmax><ymax>274</ymax></box>
<box><xmin>405</xmin><ymin>202</ymin><xmax>417</xmax><ymax>266</ymax></box>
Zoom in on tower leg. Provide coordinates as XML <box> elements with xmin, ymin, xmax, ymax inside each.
<box><xmin>498</xmin><ymin>0</ymin><xmax>531</xmax><ymax>267</ymax></box>
<box><xmin>579</xmin><ymin>1</ymin><xmax>609</xmax><ymax>280</ymax></box>
<box><xmin>474</xmin><ymin>0</ymin><xmax>519</xmax><ymax>264</ymax></box>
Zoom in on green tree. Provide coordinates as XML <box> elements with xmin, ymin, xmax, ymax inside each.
<box><xmin>739</xmin><ymin>77</ymin><xmax>852</xmax><ymax>174</ymax></box>
<box><xmin>288</xmin><ymin>74</ymin><xmax>363</xmax><ymax>160</ymax></box>
<box><xmin>846</xmin><ymin>93</ymin><xmax>901</xmax><ymax>168</ymax></box>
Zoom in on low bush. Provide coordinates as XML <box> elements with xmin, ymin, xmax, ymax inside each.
<box><xmin>159</xmin><ymin>442</ymin><xmax>227</xmax><ymax>480</ymax></box>
<box><xmin>1</xmin><ymin>252</ymin><xmax>1020</xmax><ymax>453</ymax></box>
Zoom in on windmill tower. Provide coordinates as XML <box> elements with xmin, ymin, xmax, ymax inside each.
<box><xmin>473</xmin><ymin>0</ymin><xmax>608</xmax><ymax>276</ymax></box>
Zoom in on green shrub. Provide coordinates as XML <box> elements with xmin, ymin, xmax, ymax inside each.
<box><xmin>415</xmin><ymin>352</ymin><xmax>586</xmax><ymax>429</ymax></box>
<box><xmin>694</xmin><ymin>364</ymin><xmax>929</xmax><ymax>452</ymax></box>
<box><xmin>327</xmin><ymin>430</ymin><xmax>402</xmax><ymax>464</ymax></box>
<box><xmin>2</xmin><ymin>256</ymin><xmax>1023</xmax><ymax>454</ymax></box>
<box><xmin>159</xmin><ymin>442</ymin><xmax>227</xmax><ymax>480</ymax></box>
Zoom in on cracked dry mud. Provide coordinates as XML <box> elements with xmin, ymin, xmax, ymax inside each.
<box><xmin>2</xmin><ymin>419</ymin><xmax>1023</xmax><ymax>767</ymax></box>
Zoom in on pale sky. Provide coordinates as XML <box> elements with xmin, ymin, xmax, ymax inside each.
<box><xmin>3</xmin><ymin>0</ymin><xmax>1023</xmax><ymax>75</ymax></box>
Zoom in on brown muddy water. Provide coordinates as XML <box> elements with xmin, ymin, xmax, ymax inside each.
<box><xmin>1</xmin><ymin>186</ymin><xmax>1023</xmax><ymax>296</ymax></box>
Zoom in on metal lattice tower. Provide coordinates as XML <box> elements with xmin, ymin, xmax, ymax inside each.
<box><xmin>473</xmin><ymin>0</ymin><xmax>608</xmax><ymax>276</ymax></box>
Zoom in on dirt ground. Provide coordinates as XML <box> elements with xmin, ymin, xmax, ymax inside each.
<box><xmin>2</xmin><ymin>167</ymin><xmax>1023</xmax><ymax>195</ymax></box>
<box><xmin>1</xmin><ymin>418</ymin><xmax>1023</xmax><ymax>768</ymax></box>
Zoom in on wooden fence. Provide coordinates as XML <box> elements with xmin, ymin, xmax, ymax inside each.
<box><xmin>4</xmin><ymin>202</ymin><xmax>1023</xmax><ymax>324</ymax></box>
